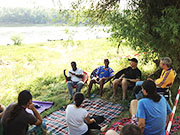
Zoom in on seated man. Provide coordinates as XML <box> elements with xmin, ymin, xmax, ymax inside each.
<box><xmin>0</xmin><ymin>104</ymin><xmax>5</xmax><ymax>119</ymax></box>
<box><xmin>2</xmin><ymin>90</ymin><xmax>43</xmax><ymax>135</ymax></box>
<box><xmin>64</xmin><ymin>61</ymin><xmax>84</xmax><ymax>100</ymax></box>
<box><xmin>112</xmin><ymin>58</ymin><xmax>141</xmax><ymax>100</ymax></box>
<box><xmin>88</xmin><ymin>59</ymin><xmax>114</xmax><ymax>97</ymax></box>
<box><xmin>136</xmin><ymin>57</ymin><xmax>175</xmax><ymax>99</ymax></box>
<box><xmin>130</xmin><ymin>80</ymin><xmax>172</xmax><ymax>135</ymax></box>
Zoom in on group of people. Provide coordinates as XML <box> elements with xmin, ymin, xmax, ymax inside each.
<box><xmin>0</xmin><ymin>57</ymin><xmax>176</xmax><ymax>135</ymax></box>
<box><xmin>64</xmin><ymin>56</ymin><xmax>175</xmax><ymax>135</ymax></box>
<box><xmin>64</xmin><ymin>57</ymin><xmax>175</xmax><ymax>101</ymax></box>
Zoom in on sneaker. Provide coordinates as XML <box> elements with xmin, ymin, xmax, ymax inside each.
<box><xmin>91</xmin><ymin>94</ymin><xmax>95</xmax><ymax>98</ymax></box>
<box><xmin>100</xmin><ymin>125</ymin><xmax>108</xmax><ymax>132</ymax></box>
<box><xmin>110</xmin><ymin>95</ymin><xmax>115</xmax><ymax>100</ymax></box>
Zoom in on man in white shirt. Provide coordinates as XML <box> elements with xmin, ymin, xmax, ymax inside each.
<box><xmin>64</xmin><ymin>61</ymin><xmax>84</xmax><ymax>100</ymax></box>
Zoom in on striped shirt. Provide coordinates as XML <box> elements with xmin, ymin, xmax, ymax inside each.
<box><xmin>155</xmin><ymin>68</ymin><xmax>175</xmax><ymax>88</ymax></box>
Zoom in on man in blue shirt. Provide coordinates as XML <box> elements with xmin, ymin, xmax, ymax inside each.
<box><xmin>88</xmin><ymin>59</ymin><xmax>114</xmax><ymax>97</ymax></box>
<box><xmin>129</xmin><ymin>80</ymin><xmax>172</xmax><ymax>135</ymax></box>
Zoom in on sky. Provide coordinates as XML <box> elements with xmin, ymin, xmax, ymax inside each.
<box><xmin>0</xmin><ymin>0</ymin><xmax>127</xmax><ymax>9</ymax></box>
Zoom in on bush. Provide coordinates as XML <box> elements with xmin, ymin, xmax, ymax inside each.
<box><xmin>11</xmin><ymin>34</ymin><xmax>23</xmax><ymax>45</ymax></box>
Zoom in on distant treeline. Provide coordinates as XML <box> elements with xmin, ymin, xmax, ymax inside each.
<box><xmin>0</xmin><ymin>7</ymin><xmax>85</xmax><ymax>25</ymax></box>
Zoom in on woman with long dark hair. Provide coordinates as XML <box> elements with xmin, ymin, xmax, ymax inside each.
<box><xmin>129</xmin><ymin>80</ymin><xmax>172</xmax><ymax>135</ymax></box>
<box><xmin>2</xmin><ymin>90</ymin><xmax>42</xmax><ymax>135</ymax></box>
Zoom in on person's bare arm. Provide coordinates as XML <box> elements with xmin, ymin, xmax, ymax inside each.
<box><xmin>85</xmin><ymin>115</ymin><xmax>96</xmax><ymax>124</ymax></box>
<box><xmin>138</xmin><ymin>118</ymin><xmax>145</xmax><ymax>133</ymax></box>
<box><xmin>28</xmin><ymin>104</ymin><xmax>42</xmax><ymax>126</ymax></box>
<box><xmin>166</xmin><ymin>113</ymin><xmax>171</xmax><ymax>126</ymax></box>
<box><xmin>69</xmin><ymin>72</ymin><xmax>83</xmax><ymax>78</ymax></box>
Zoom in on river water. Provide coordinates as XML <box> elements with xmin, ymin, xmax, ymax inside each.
<box><xmin>0</xmin><ymin>26</ymin><xmax>110</xmax><ymax>45</ymax></box>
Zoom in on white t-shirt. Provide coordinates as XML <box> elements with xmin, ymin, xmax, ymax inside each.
<box><xmin>65</xmin><ymin>104</ymin><xmax>88</xmax><ymax>135</ymax></box>
<box><xmin>68</xmin><ymin>68</ymin><xmax>83</xmax><ymax>82</ymax></box>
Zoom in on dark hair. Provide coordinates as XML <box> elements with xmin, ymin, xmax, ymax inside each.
<box><xmin>142</xmin><ymin>80</ymin><xmax>161</xmax><ymax>102</ymax></box>
<box><xmin>5</xmin><ymin>90</ymin><xmax>32</xmax><ymax>125</ymax></box>
<box><xmin>73</xmin><ymin>92</ymin><xmax>85</xmax><ymax>107</ymax></box>
<box><xmin>71</xmin><ymin>61</ymin><xmax>76</xmax><ymax>65</ymax></box>
<box><xmin>121</xmin><ymin>124</ymin><xmax>142</xmax><ymax>135</ymax></box>
<box><xmin>104</xmin><ymin>59</ymin><xmax>109</xmax><ymax>63</ymax></box>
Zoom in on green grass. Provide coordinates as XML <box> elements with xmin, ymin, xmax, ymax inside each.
<box><xmin>0</xmin><ymin>38</ymin><xmax>179</xmax><ymax>133</ymax></box>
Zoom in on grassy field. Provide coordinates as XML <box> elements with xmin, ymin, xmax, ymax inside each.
<box><xmin>0</xmin><ymin>38</ymin><xmax>179</xmax><ymax>134</ymax></box>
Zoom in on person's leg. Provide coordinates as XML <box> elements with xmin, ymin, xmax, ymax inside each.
<box><xmin>105</xmin><ymin>130</ymin><xmax>119</xmax><ymax>135</ymax></box>
<box><xmin>76</xmin><ymin>81</ymin><xmax>84</xmax><ymax>92</ymax></box>
<box><xmin>87</xmin><ymin>122</ymin><xmax>101</xmax><ymax>130</ymax></box>
<box><xmin>88</xmin><ymin>79</ymin><xmax>96</xmax><ymax>96</ymax></box>
<box><xmin>112</xmin><ymin>79</ymin><xmax>122</xmax><ymax>96</ymax></box>
<box><xmin>129</xmin><ymin>99</ymin><xmax>138</xmax><ymax>117</ymax></box>
<box><xmin>136</xmin><ymin>81</ymin><xmax>144</xmax><ymax>86</ymax></box>
<box><xmin>67</xmin><ymin>81</ymin><xmax>74</xmax><ymax>99</ymax></box>
<box><xmin>99</xmin><ymin>79</ymin><xmax>105</xmax><ymax>97</ymax></box>
<box><xmin>121</xmin><ymin>78</ymin><xmax>128</xmax><ymax>100</ymax></box>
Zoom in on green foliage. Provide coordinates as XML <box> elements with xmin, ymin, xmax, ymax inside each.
<box><xmin>11</xmin><ymin>34</ymin><xmax>23</xmax><ymax>45</ymax></box>
<box><xmin>68</xmin><ymin>0</ymin><xmax>180</xmax><ymax>75</ymax></box>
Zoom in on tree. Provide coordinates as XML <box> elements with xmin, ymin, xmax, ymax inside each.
<box><xmin>65</xmin><ymin>0</ymin><xmax>180</xmax><ymax>75</ymax></box>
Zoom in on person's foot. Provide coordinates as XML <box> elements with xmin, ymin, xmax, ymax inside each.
<box><xmin>100</xmin><ymin>125</ymin><xmax>108</xmax><ymax>132</ymax></box>
<box><xmin>91</xmin><ymin>93</ymin><xmax>95</xmax><ymax>98</ymax></box>
<box><xmin>96</xmin><ymin>95</ymin><xmax>101</xmax><ymax>98</ymax></box>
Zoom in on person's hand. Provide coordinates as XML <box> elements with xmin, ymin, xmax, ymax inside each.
<box><xmin>69</xmin><ymin>72</ymin><xmax>75</xmax><ymax>76</ymax></box>
<box><xmin>91</xmin><ymin>118</ymin><xmax>96</xmax><ymax>123</ymax></box>
<box><xmin>147</xmin><ymin>78</ymin><xmax>153</xmax><ymax>81</ymax></box>
<box><xmin>28</xmin><ymin>104</ymin><xmax>36</xmax><ymax>111</ymax></box>
<box><xmin>101</xmin><ymin>77</ymin><xmax>107</xmax><ymax>80</ymax></box>
<box><xmin>118</xmin><ymin>125</ymin><xmax>123</xmax><ymax>130</ymax></box>
<box><xmin>120</xmin><ymin>74</ymin><xmax>125</xmax><ymax>78</ymax></box>
<box><xmin>64</xmin><ymin>69</ymin><xmax>66</xmax><ymax>73</ymax></box>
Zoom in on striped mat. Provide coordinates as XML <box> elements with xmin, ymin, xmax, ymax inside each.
<box><xmin>43</xmin><ymin>98</ymin><xmax>123</xmax><ymax>135</ymax></box>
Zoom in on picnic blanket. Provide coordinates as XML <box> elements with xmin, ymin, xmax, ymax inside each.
<box><xmin>26</xmin><ymin>101</ymin><xmax>54</xmax><ymax>114</ymax></box>
<box><xmin>107</xmin><ymin>116</ymin><xmax>180</xmax><ymax>135</ymax></box>
<box><xmin>43</xmin><ymin>98</ymin><xmax>123</xmax><ymax>135</ymax></box>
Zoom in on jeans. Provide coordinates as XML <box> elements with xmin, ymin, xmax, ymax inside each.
<box><xmin>136</xmin><ymin>81</ymin><xmax>144</xmax><ymax>86</ymax></box>
<box><xmin>27</xmin><ymin>121</ymin><xmax>46</xmax><ymax>135</ymax></box>
<box><xmin>67</xmin><ymin>81</ymin><xmax>84</xmax><ymax>98</ymax></box>
<box><xmin>136</xmin><ymin>90</ymin><xmax>144</xmax><ymax>100</ymax></box>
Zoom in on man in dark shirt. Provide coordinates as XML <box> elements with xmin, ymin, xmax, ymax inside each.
<box><xmin>2</xmin><ymin>90</ymin><xmax>42</xmax><ymax>135</ymax></box>
<box><xmin>112</xmin><ymin>58</ymin><xmax>141</xmax><ymax>100</ymax></box>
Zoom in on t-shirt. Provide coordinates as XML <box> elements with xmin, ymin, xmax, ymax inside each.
<box><xmin>96</xmin><ymin>66</ymin><xmax>114</xmax><ymax>79</ymax></box>
<box><xmin>136</xmin><ymin>96</ymin><xmax>172</xmax><ymax>135</ymax></box>
<box><xmin>68</xmin><ymin>68</ymin><xmax>83</xmax><ymax>82</ymax></box>
<box><xmin>2</xmin><ymin>103</ymin><xmax>37</xmax><ymax>135</ymax></box>
<box><xmin>65</xmin><ymin>104</ymin><xmax>88</xmax><ymax>135</ymax></box>
<box><xmin>124</xmin><ymin>67</ymin><xmax>141</xmax><ymax>79</ymax></box>
<box><xmin>114</xmin><ymin>66</ymin><xmax>141</xmax><ymax>80</ymax></box>
<box><xmin>155</xmin><ymin>68</ymin><xmax>175</xmax><ymax>88</ymax></box>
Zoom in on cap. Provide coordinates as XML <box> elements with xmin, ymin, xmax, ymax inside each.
<box><xmin>128</xmin><ymin>58</ymin><xmax>138</xmax><ymax>63</ymax></box>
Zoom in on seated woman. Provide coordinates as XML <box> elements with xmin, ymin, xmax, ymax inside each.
<box><xmin>2</xmin><ymin>90</ymin><xmax>43</xmax><ymax>135</ymax></box>
<box><xmin>130</xmin><ymin>80</ymin><xmax>172</xmax><ymax>135</ymax></box>
<box><xmin>106</xmin><ymin>80</ymin><xmax>172</xmax><ymax>135</ymax></box>
<box><xmin>0</xmin><ymin>104</ymin><xmax>5</xmax><ymax>119</ymax></box>
<box><xmin>66</xmin><ymin>92</ymin><xmax>107</xmax><ymax>135</ymax></box>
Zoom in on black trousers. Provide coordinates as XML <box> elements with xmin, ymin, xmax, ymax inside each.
<box><xmin>82</xmin><ymin>122</ymin><xmax>101</xmax><ymax>135</ymax></box>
